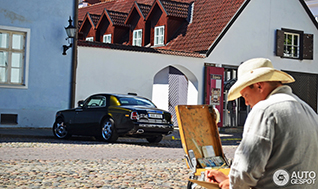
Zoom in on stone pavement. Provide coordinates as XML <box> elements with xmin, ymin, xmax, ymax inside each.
<box><xmin>0</xmin><ymin>127</ymin><xmax>242</xmax><ymax>189</ymax></box>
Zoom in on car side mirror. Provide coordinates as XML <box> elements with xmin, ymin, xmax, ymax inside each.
<box><xmin>77</xmin><ymin>100</ymin><xmax>84</xmax><ymax>107</ymax></box>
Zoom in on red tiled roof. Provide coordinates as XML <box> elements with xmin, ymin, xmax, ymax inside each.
<box><xmin>107</xmin><ymin>10</ymin><xmax>129</xmax><ymax>26</ymax></box>
<box><xmin>158</xmin><ymin>0</ymin><xmax>246</xmax><ymax>53</ymax></box>
<box><xmin>78</xmin><ymin>0</ymin><xmax>247</xmax><ymax>53</ymax></box>
<box><xmin>89</xmin><ymin>13</ymin><xmax>101</xmax><ymax>27</ymax></box>
<box><xmin>137</xmin><ymin>3</ymin><xmax>152</xmax><ymax>18</ymax></box>
<box><xmin>78</xmin><ymin>0</ymin><xmax>154</xmax><ymax>20</ymax></box>
<box><xmin>78</xmin><ymin>40</ymin><xmax>204</xmax><ymax>58</ymax></box>
<box><xmin>161</xmin><ymin>0</ymin><xmax>190</xmax><ymax>18</ymax></box>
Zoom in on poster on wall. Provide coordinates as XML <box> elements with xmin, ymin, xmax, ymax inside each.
<box><xmin>210</xmin><ymin>74</ymin><xmax>222</xmax><ymax>105</ymax></box>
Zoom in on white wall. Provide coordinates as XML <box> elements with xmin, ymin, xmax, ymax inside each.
<box><xmin>76</xmin><ymin>46</ymin><xmax>204</xmax><ymax>109</ymax></box>
<box><xmin>206</xmin><ymin>0</ymin><xmax>318</xmax><ymax>74</ymax></box>
<box><xmin>152</xmin><ymin>67</ymin><xmax>169</xmax><ymax>110</ymax></box>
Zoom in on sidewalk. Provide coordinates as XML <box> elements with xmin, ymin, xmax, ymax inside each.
<box><xmin>0</xmin><ymin>128</ymin><xmax>54</xmax><ymax>138</ymax></box>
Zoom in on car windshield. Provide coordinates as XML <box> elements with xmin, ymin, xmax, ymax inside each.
<box><xmin>118</xmin><ymin>97</ymin><xmax>156</xmax><ymax>107</ymax></box>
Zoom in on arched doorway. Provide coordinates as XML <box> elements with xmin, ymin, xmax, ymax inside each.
<box><xmin>152</xmin><ymin>66</ymin><xmax>198</xmax><ymax>126</ymax></box>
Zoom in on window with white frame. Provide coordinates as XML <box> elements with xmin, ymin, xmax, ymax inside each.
<box><xmin>133</xmin><ymin>29</ymin><xmax>142</xmax><ymax>46</ymax></box>
<box><xmin>154</xmin><ymin>26</ymin><xmax>164</xmax><ymax>46</ymax></box>
<box><xmin>283</xmin><ymin>32</ymin><xmax>300</xmax><ymax>58</ymax></box>
<box><xmin>0</xmin><ymin>27</ymin><xmax>29</xmax><ymax>88</ymax></box>
<box><xmin>276</xmin><ymin>28</ymin><xmax>313</xmax><ymax>60</ymax></box>
<box><xmin>86</xmin><ymin>37</ymin><xmax>94</xmax><ymax>41</ymax></box>
<box><xmin>103</xmin><ymin>34</ymin><xmax>111</xmax><ymax>43</ymax></box>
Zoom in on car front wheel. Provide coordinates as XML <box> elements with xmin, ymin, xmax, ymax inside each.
<box><xmin>53</xmin><ymin>118</ymin><xmax>70</xmax><ymax>139</ymax></box>
<box><xmin>146</xmin><ymin>135</ymin><xmax>163</xmax><ymax>143</ymax></box>
<box><xmin>101</xmin><ymin>118</ymin><xmax>118</xmax><ymax>142</ymax></box>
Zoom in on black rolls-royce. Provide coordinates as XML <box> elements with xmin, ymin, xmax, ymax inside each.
<box><xmin>53</xmin><ymin>93</ymin><xmax>174</xmax><ymax>143</ymax></box>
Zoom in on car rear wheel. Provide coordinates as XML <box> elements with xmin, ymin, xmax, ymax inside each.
<box><xmin>53</xmin><ymin>118</ymin><xmax>70</xmax><ymax>139</ymax></box>
<box><xmin>146</xmin><ymin>135</ymin><xmax>163</xmax><ymax>143</ymax></box>
<box><xmin>101</xmin><ymin>118</ymin><xmax>118</xmax><ymax>142</ymax></box>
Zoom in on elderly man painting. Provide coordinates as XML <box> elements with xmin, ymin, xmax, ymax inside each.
<box><xmin>205</xmin><ymin>58</ymin><xmax>318</xmax><ymax>188</ymax></box>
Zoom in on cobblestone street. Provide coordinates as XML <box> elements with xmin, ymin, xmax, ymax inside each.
<box><xmin>0</xmin><ymin>129</ymin><xmax>240</xmax><ymax>189</ymax></box>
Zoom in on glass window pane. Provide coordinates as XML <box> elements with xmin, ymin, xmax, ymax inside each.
<box><xmin>0</xmin><ymin>67</ymin><xmax>7</xmax><ymax>82</ymax></box>
<box><xmin>11</xmin><ymin>68</ymin><xmax>21</xmax><ymax>83</ymax></box>
<box><xmin>160</xmin><ymin>36</ymin><xmax>164</xmax><ymax>44</ymax></box>
<box><xmin>160</xmin><ymin>27</ymin><xmax>164</xmax><ymax>35</ymax></box>
<box><xmin>294</xmin><ymin>35</ymin><xmax>298</xmax><ymax>45</ymax></box>
<box><xmin>12</xmin><ymin>53</ymin><xmax>22</xmax><ymax>68</ymax></box>
<box><xmin>0</xmin><ymin>32</ymin><xmax>9</xmax><ymax>48</ymax></box>
<box><xmin>286</xmin><ymin>46</ymin><xmax>291</xmax><ymax>55</ymax></box>
<box><xmin>0</xmin><ymin>51</ymin><xmax>8</xmax><ymax>67</ymax></box>
<box><xmin>294</xmin><ymin>47</ymin><xmax>298</xmax><ymax>57</ymax></box>
<box><xmin>12</xmin><ymin>34</ymin><xmax>24</xmax><ymax>50</ymax></box>
<box><xmin>286</xmin><ymin>34</ymin><xmax>292</xmax><ymax>45</ymax></box>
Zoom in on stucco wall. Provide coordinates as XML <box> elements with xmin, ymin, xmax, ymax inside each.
<box><xmin>76</xmin><ymin>46</ymin><xmax>204</xmax><ymax>111</ymax></box>
<box><xmin>206</xmin><ymin>0</ymin><xmax>318</xmax><ymax>74</ymax></box>
<box><xmin>0</xmin><ymin>0</ymin><xmax>75</xmax><ymax>128</ymax></box>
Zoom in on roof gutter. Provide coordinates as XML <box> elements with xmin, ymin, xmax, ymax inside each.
<box><xmin>70</xmin><ymin>0</ymin><xmax>79</xmax><ymax>108</ymax></box>
<box><xmin>206</xmin><ymin>0</ymin><xmax>251</xmax><ymax>57</ymax></box>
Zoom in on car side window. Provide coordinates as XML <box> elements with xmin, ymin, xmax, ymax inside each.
<box><xmin>86</xmin><ymin>96</ymin><xmax>106</xmax><ymax>108</ymax></box>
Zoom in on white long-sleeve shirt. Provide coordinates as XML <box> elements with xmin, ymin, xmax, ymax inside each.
<box><xmin>229</xmin><ymin>85</ymin><xmax>318</xmax><ymax>188</ymax></box>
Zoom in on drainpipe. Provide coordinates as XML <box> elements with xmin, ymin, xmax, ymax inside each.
<box><xmin>70</xmin><ymin>0</ymin><xmax>79</xmax><ymax>108</ymax></box>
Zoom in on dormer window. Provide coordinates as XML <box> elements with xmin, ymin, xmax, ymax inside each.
<box><xmin>154</xmin><ymin>26</ymin><xmax>164</xmax><ymax>46</ymax></box>
<box><xmin>133</xmin><ymin>29</ymin><xmax>142</xmax><ymax>46</ymax></box>
<box><xmin>86</xmin><ymin>37</ymin><xmax>94</xmax><ymax>41</ymax></box>
<box><xmin>103</xmin><ymin>34</ymin><xmax>111</xmax><ymax>43</ymax></box>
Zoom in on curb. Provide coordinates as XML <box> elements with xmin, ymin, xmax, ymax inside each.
<box><xmin>219</xmin><ymin>126</ymin><xmax>244</xmax><ymax>134</ymax></box>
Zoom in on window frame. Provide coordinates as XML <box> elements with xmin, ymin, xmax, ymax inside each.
<box><xmin>132</xmin><ymin>29</ymin><xmax>142</xmax><ymax>46</ymax></box>
<box><xmin>283</xmin><ymin>32</ymin><xmax>300</xmax><ymax>58</ymax></box>
<box><xmin>103</xmin><ymin>34</ymin><xmax>111</xmax><ymax>43</ymax></box>
<box><xmin>154</xmin><ymin>26</ymin><xmax>164</xmax><ymax>46</ymax></box>
<box><xmin>275</xmin><ymin>28</ymin><xmax>313</xmax><ymax>60</ymax></box>
<box><xmin>0</xmin><ymin>25</ymin><xmax>30</xmax><ymax>89</ymax></box>
<box><xmin>86</xmin><ymin>37</ymin><xmax>94</xmax><ymax>41</ymax></box>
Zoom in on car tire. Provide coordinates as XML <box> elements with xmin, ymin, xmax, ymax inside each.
<box><xmin>53</xmin><ymin>118</ymin><xmax>71</xmax><ymax>139</ymax></box>
<box><xmin>146</xmin><ymin>135</ymin><xmax>163</xmax><ymax>143</ymax></box>
<box><xmin>100</xmin><ymin>118</ymin><xmax>118</xmax><ymax>142</ymax></box>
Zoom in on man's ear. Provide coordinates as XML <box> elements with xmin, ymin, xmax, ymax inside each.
<box><xmin>255</xmin><ymin>82</ymin><xmax>265</xmax><ymax>92</ymax></box>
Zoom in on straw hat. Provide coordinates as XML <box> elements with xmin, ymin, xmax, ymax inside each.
<box><xmin>227</xmin><ymin>58</ymin><xmax>295</xmax><ymax>101</ymax></box>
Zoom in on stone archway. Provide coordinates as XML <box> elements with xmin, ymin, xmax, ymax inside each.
<box><xmin>152</xmin><ymin>65</ymin><xmax>198</xmax><ymax>126</ymax></box>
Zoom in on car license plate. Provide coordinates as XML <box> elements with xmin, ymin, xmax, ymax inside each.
<box><xmin>148</xmin><ymin>113</ymin><xmax>163</xmax><ymax>119</ymax></box>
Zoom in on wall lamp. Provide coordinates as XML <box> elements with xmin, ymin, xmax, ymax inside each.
<box><xmin>63</xmin><ymin>16</ymin><xmax>77</xmax><ymax>55</ymax></box>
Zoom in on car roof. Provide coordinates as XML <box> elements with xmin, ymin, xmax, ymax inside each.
<box><xmin>92</xmin><ymin>93</ymin><xmax>147</xmax><ymax>99</ymax></box>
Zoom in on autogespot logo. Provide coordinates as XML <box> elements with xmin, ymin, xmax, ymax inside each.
<box><xmin>273</xmin><ymin>169</ymin><xmax>290</xmax><ymax>186</ymax></box>
<box><xmin>273</xmin><ymin>169</ymin><xmax>317</xmax><ymax>186</ymax></box>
